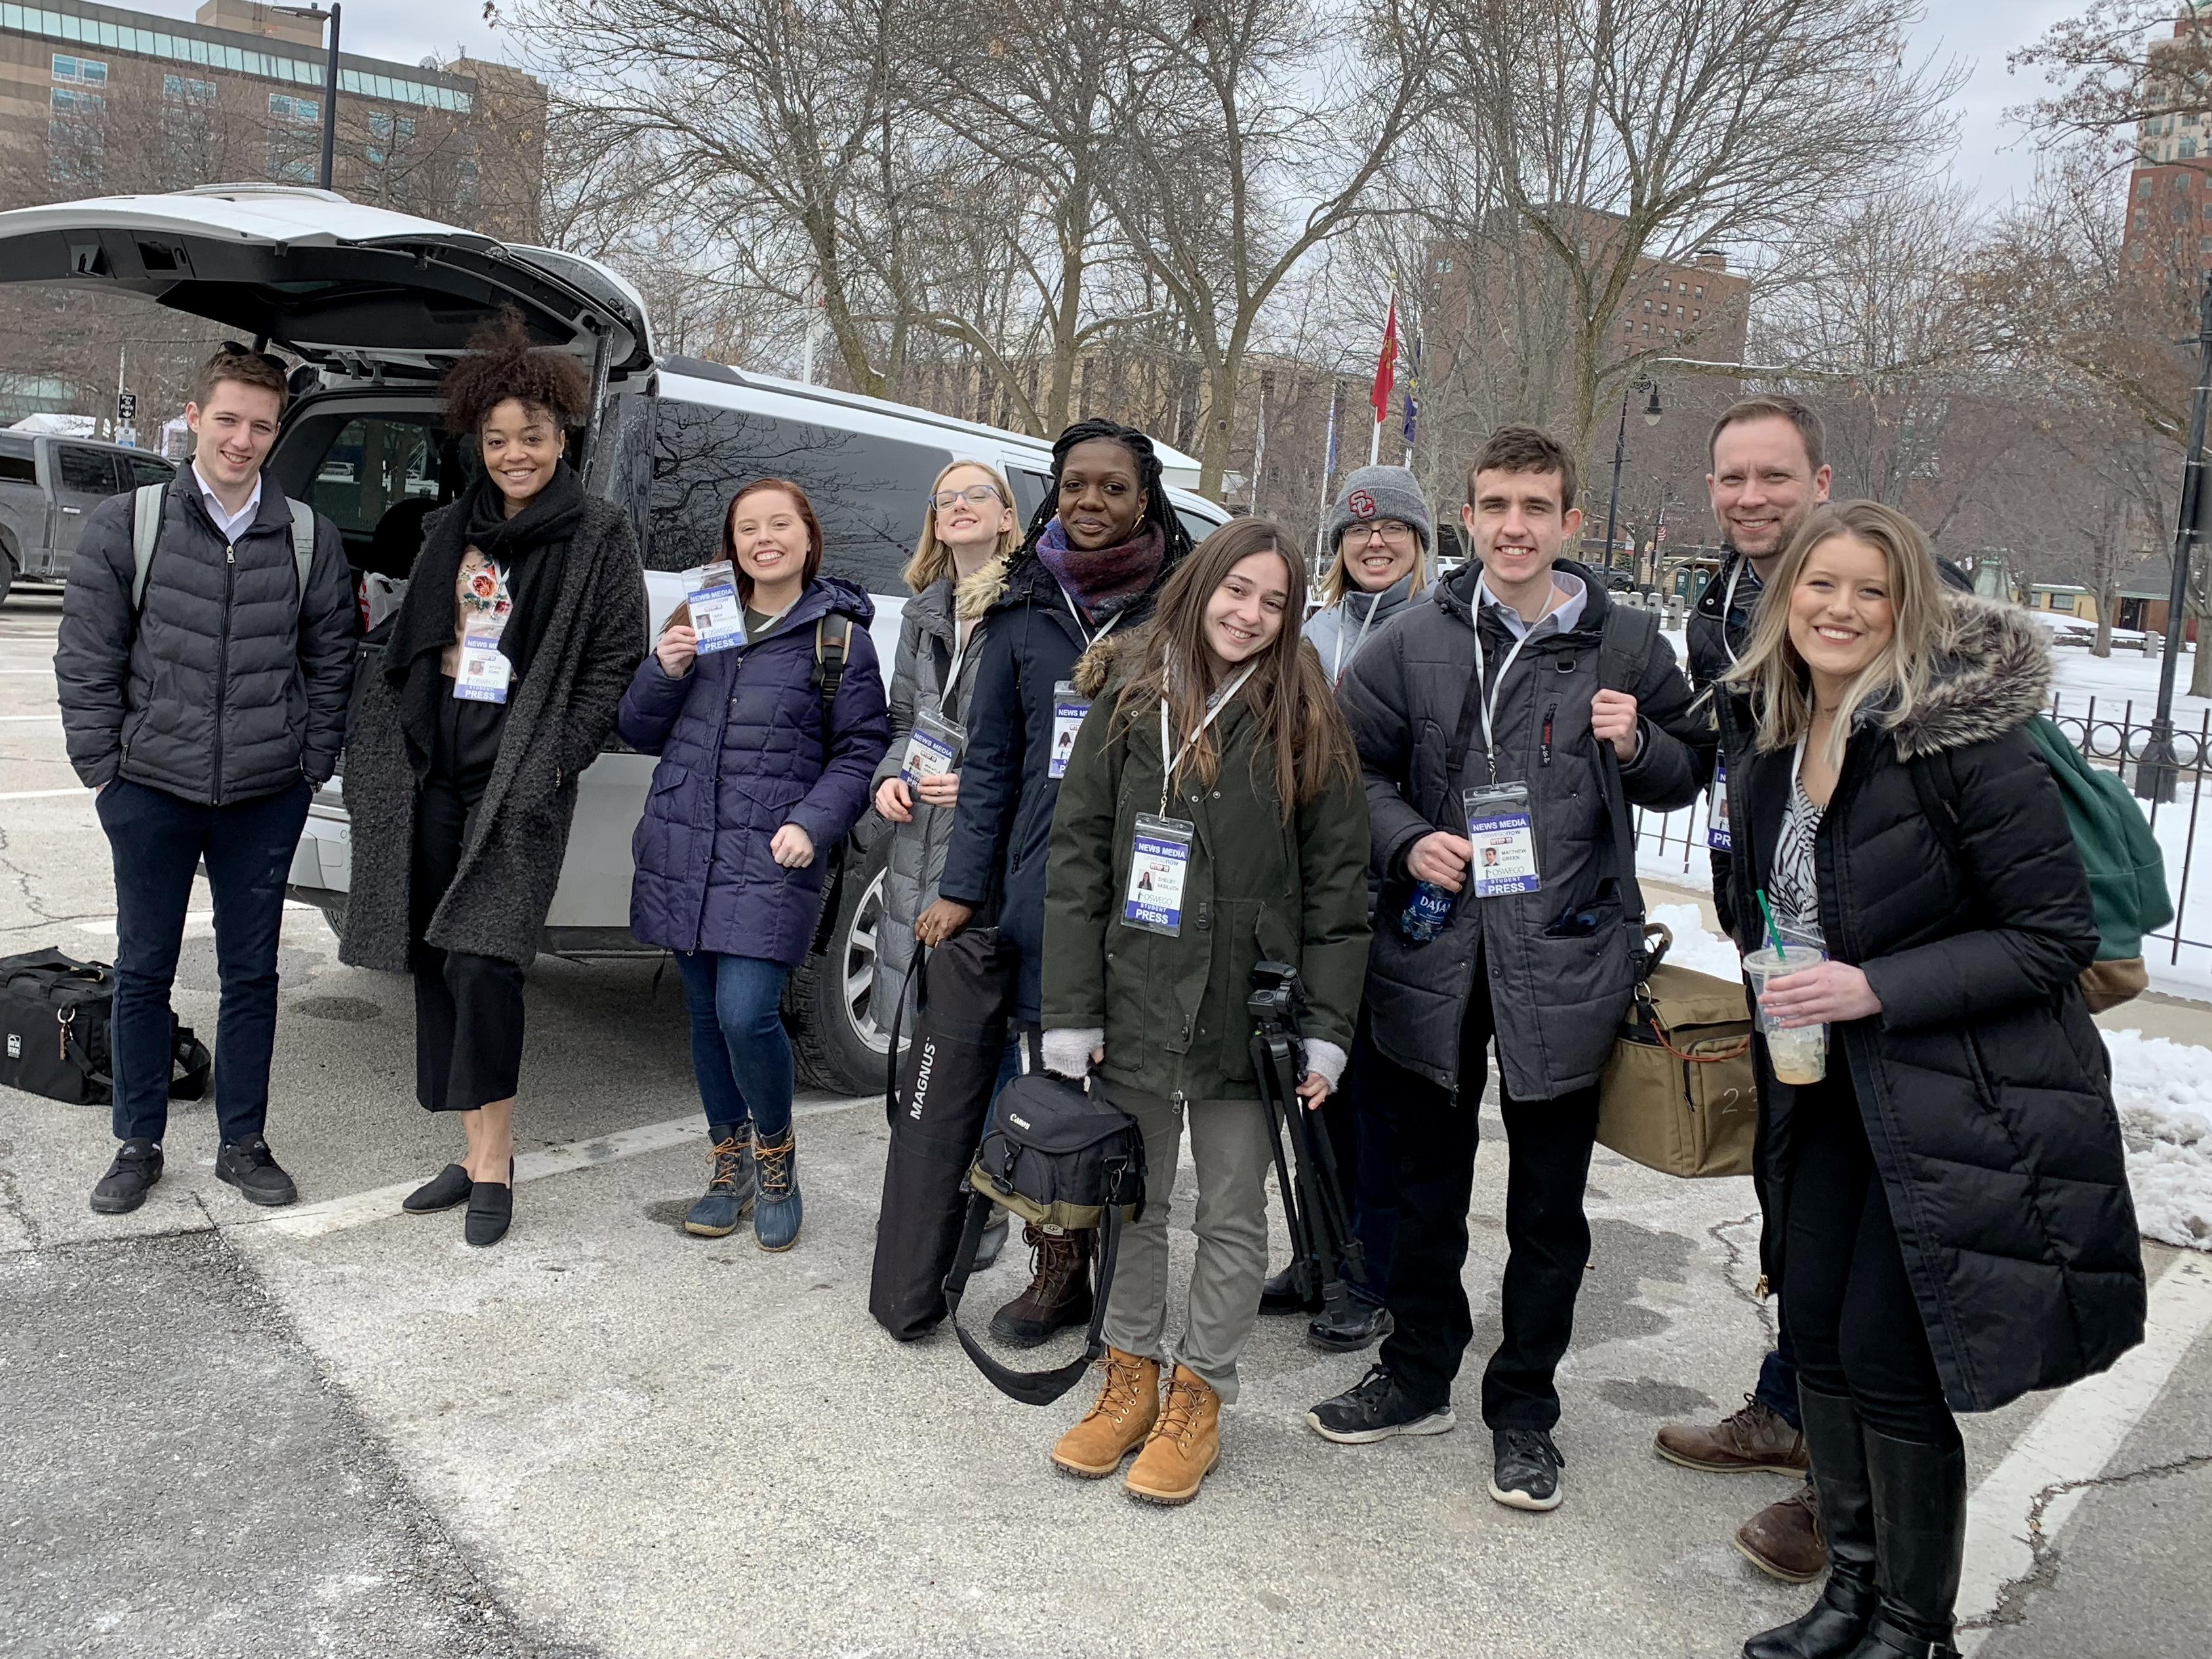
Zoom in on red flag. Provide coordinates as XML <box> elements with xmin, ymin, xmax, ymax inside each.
<box><xmin>1370</xmin><ymin>294</ymin><xmax>1398</xmax><ymax>424</ymax></box>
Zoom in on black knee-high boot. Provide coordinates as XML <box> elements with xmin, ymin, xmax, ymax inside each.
<box><xmin>1844</xmin><ymin>1427</ymin><xmax>1966</xmax><ymax>1659</ymax></box>
<box><xmin>1744</xmin><ymin>1384</ymin><xmax>1880</xmax><ymax>1659</ymax></box>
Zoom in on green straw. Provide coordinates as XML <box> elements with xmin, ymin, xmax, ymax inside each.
<box><xmin>1755</xmin><ymin>888</ymin><xmax>1789</xmax><ymax>959</ymax></box>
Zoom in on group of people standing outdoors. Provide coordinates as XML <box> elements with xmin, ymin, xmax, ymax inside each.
<box><xmin>54</xmin><ymin>317</ymin><xmax>2146</xmax><ymax>1659</ymax></box>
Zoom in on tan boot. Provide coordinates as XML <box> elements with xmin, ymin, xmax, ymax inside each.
<box><xmin>1124</xmin><ymin>1364</ymin><xmax>1220</xmax><ymax>1506</ymax></box>
<box><xmin>1051</xmin><ymin>1348</ymin><xmax>1161</xmax><ymax>1478</ymax></box>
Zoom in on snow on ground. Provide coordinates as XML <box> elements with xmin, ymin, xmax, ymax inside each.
<box><xmin>1643</xmin><ymin>904</ymin><xmax>2212</xmax><ymax>1251</ymax></box>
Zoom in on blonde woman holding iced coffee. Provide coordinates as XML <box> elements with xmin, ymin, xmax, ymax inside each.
<box><xmin>1721</xmin><ymin>500</ymin><xmax>2143</xmax><ymax>1659</ymax></box>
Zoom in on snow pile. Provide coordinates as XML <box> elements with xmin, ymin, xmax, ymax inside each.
<box><xmin>1641</xmin><ymin>905</ymin><xmax>2212</xmax><ymax>1252</ymax></box>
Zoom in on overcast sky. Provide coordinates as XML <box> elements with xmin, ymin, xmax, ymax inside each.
<box><xmin>136</xmin><ymin>0</ymin><xmax>2092</xmax><ymax>212</ymax></box>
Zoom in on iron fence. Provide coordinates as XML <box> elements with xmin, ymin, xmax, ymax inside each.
<box><xmin>1630</xmin><ymin>692</ymin><xmax>2212</xmax><ymax>969</ymax></box>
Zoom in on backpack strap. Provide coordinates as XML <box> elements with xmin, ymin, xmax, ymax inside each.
<box><xmin>1908</xmin><ymin>750</ymin><xmax>1966</xmax><ymax>860</ymax></box>
<box><xmin>1594</xmin><ymin>601</ymin><xmax>1664</xmax><ymax>967</ymax></box>
<box><xmin>811</xmin><ymin>612</ymin><xmax>853</xmax><ymax>745</ymax></box>
<box><xmin>1596</xmin><ymin>599</ymin><xmax>1659</xmax><ymax>694</ymax></box>
<box><xmin>129</xmin><ymin>483</ymin><xmax>166</xmax><ymax>612</ymax></box>
<box><xmin>287</xmin><ymin>497</ymin><xmax>315</xmax><ymax>605</ymax></box>
<box><xmin>943</xmin><ymin>1188</ymin><xmax>1122</xmax><ymax>1407</ymax></box>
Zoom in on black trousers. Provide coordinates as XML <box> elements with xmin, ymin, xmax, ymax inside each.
<box><xmin>1782</xmin><ymin>1069</ymin><xmax>1960</xmax><ymax>1449</ymax></box>
<box><xmin>410</xmin><ymin>775</ymin><xmax>527</xmax><ymax>1113</ymax></box>
<box><xmin>1377</xmin><ymin>968</ymin><xmax>1601</xmax><ymax>1429</ymax></box>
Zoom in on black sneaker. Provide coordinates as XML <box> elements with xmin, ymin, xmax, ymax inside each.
<box><xmin>214</xmin><ymin>1136</ymin><xmax>298</xmax><ymax>1207</ymax></box>
<box><xmin>1305</xmin><ymin>1365</ymin><xmax>1457</xmax><ymax>1444</ymax></box>
<box><xmin>89</xmin><ymin>1138</ymin><xmax>163</xmax><ymax>1215</ymax></box>
<box><xmin>1307</xmin><ymin>1298</ymin><xmax>1395</xmax><ymax>1354</ymax></box>
<box><xmin>1490</xmin><ymin>1428</ymin><xmax>1565</xmax><ymax>1511</ymax></box>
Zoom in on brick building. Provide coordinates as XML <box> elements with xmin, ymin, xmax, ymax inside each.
<box><xmin>2120</xmin><ymin>18</ymin><xmax>2212</xmax><ymax>283</ymax></box>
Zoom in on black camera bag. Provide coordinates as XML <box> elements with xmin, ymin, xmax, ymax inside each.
<box><xmin>942</xmin><ymin>1071</ymin><xmax>1146</xmax><ymax>1405</ymax></box>
<box><xmin>0</xmin><ymin>950</ymin><xmax>210</xmax><ymax>1108</ymax></box>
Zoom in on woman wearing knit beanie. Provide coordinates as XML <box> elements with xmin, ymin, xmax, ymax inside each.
<box><xmin>1302</xmin><ymin>464</ymin><xmax>1436</xmax><ymax>686</ymax></box>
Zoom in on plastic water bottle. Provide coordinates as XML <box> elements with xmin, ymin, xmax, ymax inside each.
<box><xmin>1398</xmin><ymin>882</ymin><xmax>1456</xmax><ymax>942</ymax></box>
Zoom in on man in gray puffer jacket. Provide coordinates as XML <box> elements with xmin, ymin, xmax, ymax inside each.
<box><xmin>55</xmin><ymin>345</ymin><xmax>355</xmax><ymax>1216</ymax></box>
<box><xmin>1304</xmin><ymin>426</ymin><xmax>1705</xmax><ymax>1514</ymax></box>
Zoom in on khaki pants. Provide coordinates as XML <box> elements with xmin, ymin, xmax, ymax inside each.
<box><xmin>1096</xmin><ymin>1083</ymin><xmax>1276</xmax><ymax>1403</ymax></box>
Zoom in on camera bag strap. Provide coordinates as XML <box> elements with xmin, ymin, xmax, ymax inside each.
<box><xmin>941</xmin><ymin>1190</ymin><xmax>1123</xmax><ymax>1407</ymax></box>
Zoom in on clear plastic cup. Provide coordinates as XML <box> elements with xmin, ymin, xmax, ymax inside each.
<box><xmin>1743</xmin><ymin>944</ymin><xmax>1828</xmax><ymax>1084</ymax></box>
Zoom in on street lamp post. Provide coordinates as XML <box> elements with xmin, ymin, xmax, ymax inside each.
<box><xmin>274</xmin><ymin>4</ymin><xmax>342</xmax><ymax>191</ymax></box>
<box><xmin>2135</xmin><ymin>279</ymin><xmax>2212</xmax><ymax>805</ymax></box>
<box><xmin>1601</xmin><ymin>378</ymin><xmax>1662</xmax><ymax>579</ymax></box>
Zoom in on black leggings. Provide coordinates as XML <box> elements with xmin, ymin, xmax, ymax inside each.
<box><xmin>1782</xmin><ymin>1069</ymin><xmax>1961</xmax><ymax>1450</ymax></box>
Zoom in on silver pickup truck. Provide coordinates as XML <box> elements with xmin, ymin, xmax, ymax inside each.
<box><xmin>0</xmin><ymin>433</ymin><xmax>176</xmax><ymax>603</ymax></box>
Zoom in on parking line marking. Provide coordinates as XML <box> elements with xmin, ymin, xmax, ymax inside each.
<box><xmin>0</xmin><ymin>714</ymin><xmax>60</xmax><ymax>723</ymax></box>
<box><xmin>1958</xmin><ymin>1252</ymin><xmax>2212</xmax><ymax>1648</ymax></box>
<box><xmin>247</xmin><ymin>1095</ymin><xmax>873</xmax><ymax>1241</ymax></box>
<box><xmin>0</xmin><ymin>787</ymin><xmax>86</xmax><ymax>801</ymax></box>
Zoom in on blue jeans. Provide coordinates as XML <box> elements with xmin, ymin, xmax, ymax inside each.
<box><xmin>1756</xmin><ymin>1337</ymin><xmax>1803</xmax><ymax>1431</ymax></box>
<box><xmin>95</xmin><ymin>776</ymin><xmax>311</xmax><ymax>1146</ymax></box>
<box><xmin>674</xmin><ymin>951</ymin><xmax>795</xmax><ymax>1140</ymax></box>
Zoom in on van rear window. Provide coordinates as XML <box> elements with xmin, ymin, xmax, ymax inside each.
<box><xmin>0</xmin><ymin>450</ymin><xmax>33</xmax><ymax>485</ymax></box>
<box><xmin>647</xmin><ymin>401</ymin><xmax>952</xmax><ymax>594</ymax></box>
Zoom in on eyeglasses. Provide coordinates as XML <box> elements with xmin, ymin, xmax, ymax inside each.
<box><xmin>931</xmin><ymin>484</ymin><xmax>1003</xmax><ymax>510</ymax></box>
<box><xmin>1352</xmin><ymin>521</ymin><xmax>1415</xmax><ymax>545</ymax></box>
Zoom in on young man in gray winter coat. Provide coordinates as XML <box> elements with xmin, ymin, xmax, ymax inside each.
<box><xmin>54</xmin><ymin>345</ymin><xmax>355</xmax><ymax>1215</ymax></box>
<box><xmin>1304</xmin><ymin>425</ymin><xmax>1705</xmax><ymax>1513</ymax></box>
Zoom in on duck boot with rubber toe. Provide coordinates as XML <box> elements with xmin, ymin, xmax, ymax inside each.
<box><xmin>1051</xmin><ymin>1348</ymin><xmax>1161</xmax><ymax>1477</ymax></box>
<box><xmin>990</xmin><ymin>1225</ymin><xmax>1092</xmax><ymax>1347</ymax></box>
<box><xmin>753</xmin><ymin>1127</ymin><xmax>803</xmax><ymax>1252</ymax></box>
<box><xmin>1124</xmin><ymin>1365</ymin><xmax>1220</xmax><ymax>1506</ymax></box>
<box><xmin>685</xmin><ymin>1125</ymin><xmax>756</xmax><ymax>1237</ymax></box>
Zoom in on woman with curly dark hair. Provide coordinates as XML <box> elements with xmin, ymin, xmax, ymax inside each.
<box><xmin>339</xmin><ymin>310</ymin><xmax>645</xmax><ymax>1247</ymax></box>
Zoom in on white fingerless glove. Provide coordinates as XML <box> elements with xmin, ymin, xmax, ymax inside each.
<box><xmin>1302</xmin><ymin>1037</ymin><xmax>1350</xmax><ymax>1092</ymax></box>
<box><xmin>1041</xmin><ymin>1026</ymin><xmax>1103</xmax><ymax>1079</ymax></box>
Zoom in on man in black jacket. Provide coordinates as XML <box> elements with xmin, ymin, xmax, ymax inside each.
<box><xmin>55</xmin><ymin>345</ymin><xmax>355</xmax><ymax>1215</ymax></box>
<box><xmin>1306</xmin><ymin>426</ymin><xmax>1706</xmax><ymax>1513</ymax></box>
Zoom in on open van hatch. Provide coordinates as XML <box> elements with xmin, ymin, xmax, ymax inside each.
<box><xmin>0</xmin><ymin>184</ymin><xmax>652</xmax><ymax>378</ymax></box>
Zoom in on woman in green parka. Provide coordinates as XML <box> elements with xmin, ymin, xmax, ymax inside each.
<box><xmin>1039</xmin><ymin>516</ymin><xmax>1371</xmax><ymax>1507</ymax></box>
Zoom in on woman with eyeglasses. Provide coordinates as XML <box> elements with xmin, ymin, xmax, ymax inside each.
<box><xmin>1302</xmin><ymin>466</ymin><xmax>1436</xmax><ymax>686</ymax></box>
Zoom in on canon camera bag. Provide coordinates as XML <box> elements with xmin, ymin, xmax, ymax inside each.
<box><xmin>868</xmin><ymin>929</ymin><xmax>1018</xmax><ymax>1340</ymax></box>
<box><xmin>0</xmin><ymin>950</ymin><xmax>210</xmax><ymax>1108</ymax></box>
<box><xmin>942</xmin><ymin>1071</ymin><xmax>1146</xmax><ymax>1405</ymax></box>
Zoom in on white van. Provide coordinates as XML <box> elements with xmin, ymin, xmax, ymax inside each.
<box><xmin>0</xmin><ymin>184</ymin><xmax>1228</xmax><ymax>1091</ymax></box>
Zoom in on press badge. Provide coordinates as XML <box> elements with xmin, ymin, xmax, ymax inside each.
<box><xmin>1122</xmin><ymin>813</ymin><xmax>1194</xmax><ymax>936</ymax></box>
<box><xmin>1465</xmin><ymin>783</ymin><xmax>1540</xmax><ymax>897</ymax></box>
<box><xmin>687</xmin><ymin>561</ymin><xmax>744</xmax><ymax>654</ymax></box>
<box><xmin>1708</xmin><ymin>759</ymin><xmax>1733</xmax><ymax>852</ymax></box>
<box><xmin>1050</xmin><ymin>681</ymin><xmax>1088</xmax><ymax>780</ymax></box>
<box><xmin>901</xmin><ymin>707</ymin><xmax>965</xmax><ymax>783</ymax></box>
<box><xmin>453</xmin><ymin>634</ymin><xmax>512</xmax><ymax>703</ymax></box>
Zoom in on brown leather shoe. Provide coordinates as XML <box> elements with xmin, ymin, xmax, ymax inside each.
<box><xmin>1051</xmin><ymin>1347</ymin><xmax>1161</xmax><ymax>1477</ymax></box>
<box><xmin>1653</xmin><ymin>1393</ymin><xmax>1809</xmax><ymax>1474</ymax></box>
<box><xmin>1735</xmin><ymin>1478</ymin><xmax>1829</xmax><ymax>1583</ymax></box>
<box><xmin>1125</xmin><ymin>1365</ymin><xmax>1221</xmax><ymax>1506</ymax></box>
<box><xmin>990</xmin><ymin>1224</ymin><xmax>1093</xmax><ymax>1348</ymax></box>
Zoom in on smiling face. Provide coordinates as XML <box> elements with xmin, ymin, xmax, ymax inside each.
<box><xmin>931</xmin><ymin>463</ymin><xmax>1014</xmax><ymax>555</ymax></box>
<box><xmin>479</xmin><ymin>398</ymin><xmax>567</xmax><ymax>512</ymax></box>
<box><xmin>1462</xmin><ymin>467</ymin><xmax>1581</xmax><ymax>607</ymax></box>
<box><xmin>1709</xmin><ymin>415</ymin><xmax>1832</xmax><ymax>570</ymax></box>
<box><xmin>1057</xmin><ymin>437</ymin><xmax>1148</xmax><ymax>550</ymax></box>
<box><xmin>1787</xmin><ymin>532</ymin><xmax>1895</xmax><ymax>694</ymax></box>
<box><xmin>1339</xmin><ymin>517</ymin><xmax>1422</xmax><ymax>593</ymax></box>
<box><xmin>186</xmin><ymin>379</ymin><xmax>284</xmax><ymax>493</ymax></box>
<box><xmin>729</xmin><ymin>487</ymin><xmax>813</xmax><ymax>603</ymax></box>
<box><xmin>1202</xmin><ymin>549</ymin><xmax>1291</xmax><ymax>673</ymax></box>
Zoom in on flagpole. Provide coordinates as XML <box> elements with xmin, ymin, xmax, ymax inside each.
<box><xmin>1315</xmin><ymin>382</ymin><xmax>1339</xmax><ymax>577</ymax></box>
<box><xmin>1369</xmin><ymin>285</ymin><xmax>1398</xmax><ymax>468</ymax></box>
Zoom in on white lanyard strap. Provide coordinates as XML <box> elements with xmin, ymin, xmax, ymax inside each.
<box><xmin>1719</xmin><ymin>560</ymin><xmax>1746</xmax><ymax>666</ymax></box>
<box><xmin>944</xmin><ymin>616</ymin><xmax>976</xmax><ymax>697</ymax></box>
<box><xmin>1334</xmin><ymin>590</ymin><xmax>1383</xmax><ymax>684</ymax></box>
<box><xmin>1469</xmin><ymin>590</ymin><xmax>1560</xmax><ymax>763</ymax></box>
<box><xmin>1062</xmin><ymin>582</ymin><xmax>1122</xmax><ymax>648</ymax></box>
<box><xmin>1157</xmin><ymin>665</ymin><xmax>1257</xmax><ymax>814</ymax></box>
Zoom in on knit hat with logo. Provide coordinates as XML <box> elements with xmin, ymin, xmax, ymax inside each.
<box><xmin>1327</xmin><ymin>464</ymin><xmax>1434</xmax><ymax>555</ymax></box>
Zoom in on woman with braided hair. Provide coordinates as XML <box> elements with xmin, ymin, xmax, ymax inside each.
<box><xmin>916</xmin><ymin>418</ymin><xmax>1192</xmax><ymax>1348</ymax></box>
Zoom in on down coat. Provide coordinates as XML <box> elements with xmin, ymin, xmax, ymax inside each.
<box><xmin>1339</xmin><ymin>559</ymin><xmax>1706</xmax><ymax>1102</ymax></box>
<box><xmin>340</xmin><ymin>496</ymin><xmax>646</xmax><ymax>970</ymax></box>
<box><xmin>1041</xmin><ymin>632</ymin><xmax>1371</xmax><ymax>1102</ymax></box>
<box><xmin>1736</xmin><ymin>595</ymin><xmax>2144</xmax><ymax>1412</ymax></box>
<box><xmin>619</xmin><ymin>576</ymin><xmax>890</xmax><ymax>969</ymax></box>
<box><xmin>868</xmin><ymin>574</ymin><xmax>991</xmax><ymax>1012</ymax></box>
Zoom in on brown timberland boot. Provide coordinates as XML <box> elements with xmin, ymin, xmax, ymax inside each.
<box><xmin>1735</xmin><ymin>1477</ymin><xmax>1830</xmax><ymax>1584</ymax></box>
<box><xmin>1124</xmin><ymin>1365</ymin><xmax>1221</xmax><ymax>1506</ymax></box>
<box><xmin>1051</xmin><ymin>1347</ymin><xmax>1161</xmax><ymax>1478</ymax></box>
<box><xmin>1653</xmin><ymin>1394</ymin><xmax>1809</xmax><ymax>1475</ymax></box>
<box><xmin>989</xmin><ymin>1224</ymin><xmax>1093</xmax><ymax>1348</ymax></box>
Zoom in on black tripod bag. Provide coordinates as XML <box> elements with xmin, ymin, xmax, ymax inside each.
<box><xmin>868</xmin><ymin>927</ymin><xmax>1017</xmax><ymax>1340</ymax></box>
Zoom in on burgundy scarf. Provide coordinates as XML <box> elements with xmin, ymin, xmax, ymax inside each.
<box><xmin>1035</xmin><ymin>516</ymin><xmax>1164</xmax><ymax>620</ymax></box>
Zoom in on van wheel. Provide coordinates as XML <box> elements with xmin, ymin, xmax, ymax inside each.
<box><xmin>786</xmin><ymin>837</ymin><xmax>893</xmax><ymax>1096</ymax></box>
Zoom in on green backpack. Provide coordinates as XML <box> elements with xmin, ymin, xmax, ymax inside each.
<box><xmin>1913</xmin><ymin>715</ymin><xmax>2174</xmax><ymax>1009</ymax></box>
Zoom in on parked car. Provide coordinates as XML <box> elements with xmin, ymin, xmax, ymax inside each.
<box><xmin>0</xmin><ymin>183</ymin><xmax>1228</xmax><ymax>1092</ymax></box>
<box><xmin>0</xmin><ymin>432</ymin><xmax>175</xmax><ymax>601</ymax></box>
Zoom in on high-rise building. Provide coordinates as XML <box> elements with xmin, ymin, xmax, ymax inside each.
<box><xmin>2120</xmin><ymin>18</ymin><xmax>2212</xmax><ymax>283</ymax></box>
<box><xmin>0</xmin><ymin>0</ymin><xmax>547</xmax><ymax>240</ymax></box>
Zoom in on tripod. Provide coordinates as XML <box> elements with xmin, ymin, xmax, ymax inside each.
<box><xmin>1247</xmin><ymin>961</ymin><xmax>1366</xmax><ymax>1330</ymax></box>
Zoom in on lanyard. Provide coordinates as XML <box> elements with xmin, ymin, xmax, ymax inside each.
<box><xmin>1468</xmin><ymin>588</ymin><xmax>1561</xmax><ymax>776</ymax></box>
<box><xmin>1156</xmin><ymin>665</ymin><xmax>1257</xmax><ymax>814</ymax></box>
<box><xmin>944</xmin><ymin>616</ymin><xmax>977</xmax><ymax>696</ymax></box>
<box><xmin>1061</xmin><ymin>582</ymin><xmax>1123</xmax><ymax>649</ymax></box>
<box><xmin>1719</xmin><ymin>560</ymin><xmax>1748</xmax><ymax>666</ymax></box>
<box><xmin>1333</xmin><ymin>589</ymin><xmax>1384</xmax><ymax>684</ymax></box>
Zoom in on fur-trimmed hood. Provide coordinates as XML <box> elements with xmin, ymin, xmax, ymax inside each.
<box><xmin>1887</xmin><ymin>594</ymin><xmax>2053</xmax><ymax>760</ymax></box>
<box><xmin>1072</xmin><ymin>626</ymin><xmax>1140</xmax><ymax>698</ymax></box>
<box><xmin>954</xmin><ymin>550</ymin><xmax>1010</xmax><ymax>621</ymax></box>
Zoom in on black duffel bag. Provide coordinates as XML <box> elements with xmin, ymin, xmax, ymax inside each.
<box><xmin>942</xmin><ymin>1071</ymin><xmax>1146</xmax><ymax>1406</ymax></box>
<box><xmin>868</xmin><ymin>928</ymin><xmax>1017</xmax><ymax>1340</ymax></box>
<box><xmin>0</xmin><ymin>950</ymin><xmax>210</xmax><ymax>1108</ymax></box>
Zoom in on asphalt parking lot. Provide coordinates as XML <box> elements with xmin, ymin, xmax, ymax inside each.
<box><xmin>2</xmin><ymin>586</ymin><xmax>2206</xmax><ymax>1658</ymax></box>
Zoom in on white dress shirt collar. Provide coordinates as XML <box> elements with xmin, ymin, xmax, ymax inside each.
<box><xmin>191</xmin><ymin>461</ymin><xmax>263</xmax><ymax>542</ymax></box>
<box><xmin>1477</xmin><ymin>568</ymin><xmax>1587</xmax><ymax>640</ymax></box>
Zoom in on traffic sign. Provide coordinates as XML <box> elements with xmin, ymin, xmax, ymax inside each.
<box><xmin>117</xmin><ymin>392</ymin><xmax>137</xmax><ymax>423</ymax></box>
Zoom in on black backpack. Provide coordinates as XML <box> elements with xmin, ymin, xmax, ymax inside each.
<box><xmin>941</xmin><ymin>1072</ymin><xmax>1147</xmax><ymax>1406</ymax></box>
<box><xmin>0</xmin><ymin>951</ymin><xmax>210</xmax><ymax>1108</ymax></box>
